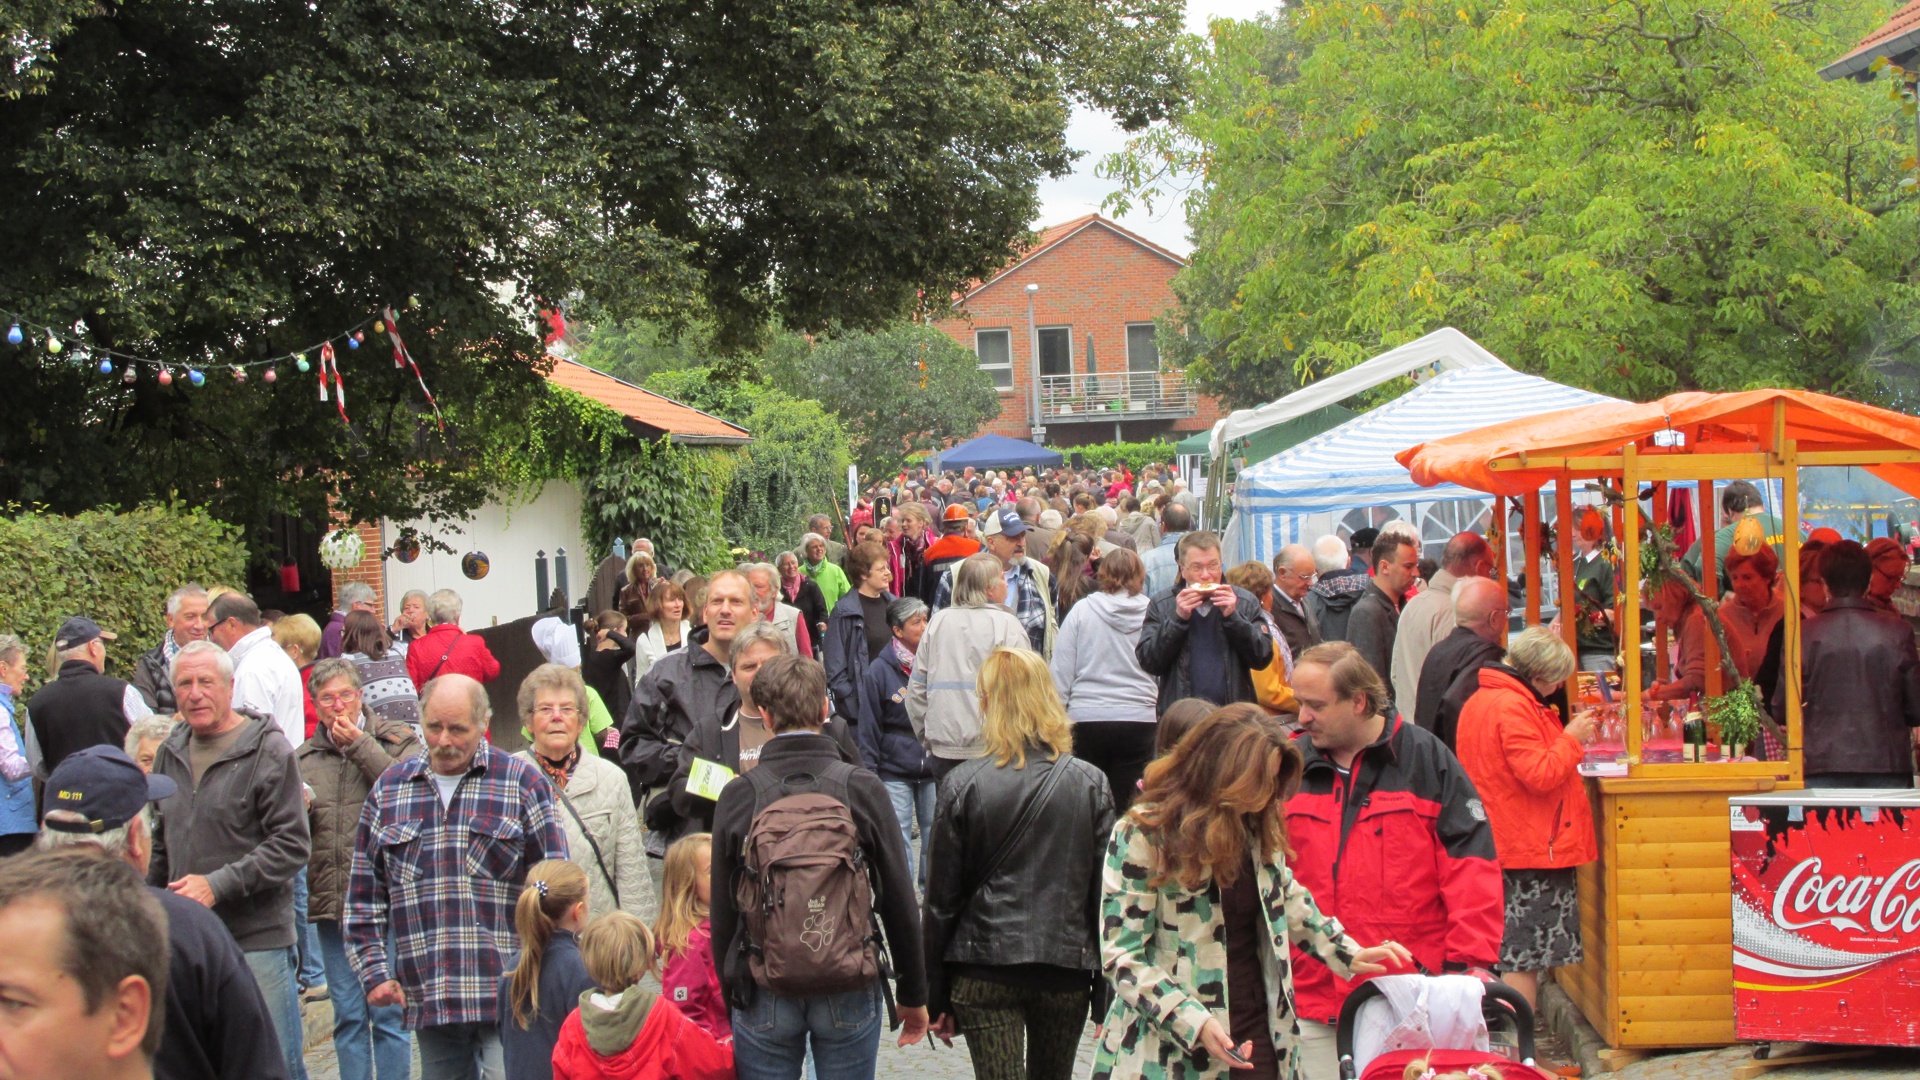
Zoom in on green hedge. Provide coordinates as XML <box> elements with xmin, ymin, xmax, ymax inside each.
<box><xmin>1062</xmin><ymin>440</ymin><xmax>1178</xmax><ymax>471</ymax></box>
<box><xmin>0</xmin><ymin>503</ymin><xmax>247</xmax><ymax>681</ymax></box>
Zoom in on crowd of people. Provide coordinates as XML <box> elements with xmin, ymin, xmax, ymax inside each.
<box><xmin>1</xmin><ymin>459</ymin><xmax>1915</xmax><ymax>1080</ymax></box>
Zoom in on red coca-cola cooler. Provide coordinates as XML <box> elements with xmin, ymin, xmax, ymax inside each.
<box><xmin>1731</xmin><ymin>789</ymin><xmax>1920</xmax><ymax>1046</ymax></box>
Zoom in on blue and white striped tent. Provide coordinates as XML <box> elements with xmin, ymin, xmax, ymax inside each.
<box><xmin>1227</xmin><ymin>365</ymin><xmax>1622</xmax><ymax>564</ymax></box>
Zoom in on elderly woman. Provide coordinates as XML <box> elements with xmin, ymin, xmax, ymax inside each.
<box><xmin>825</xmin><ymin>542</ymin><xmax>897</xmax><ymax>725</ymax></box>
<box><xmin>0</xmin><ymin>634</ymin><xmax>34</xmax><ymax>856</ymax></box>
<box><xmin>922</xmin><ymin>648</ymin><xmax>1115</xmax><ymax>1080</ymax></box>
<box><xmin>800</xmin><ymin>532</ymin><xmax>852</xmax><ymax>609</ymax></box>
<box><xmin>776</xmin><ymin>550</ymin><xmax>830</xmax><ymax>647</ymax></box>
<box><xmin>1455</xmin><ymin>627</ymin><xmax>1597</xmax><ymax>1011</ymax></box>
<box><xmin>389</xmin><ymin>588</ymin><xmax>429</xmax><ymax>651</ymax></box>
<box><xmin>123</xmin><ymin>713</ymin><xmax>176</xmax><ymax>773</ymax></box>
<box><xmin>856</xmin><ymin>598</ymin><xmax>937</xmax><ymax>883</ymax></box>
<box><xmin>275</xmin><ymin>613</ymin><xmax>323</xmax><ymax>740</ymax></box>
<box><xmin>1646</xmin><ymin>577</ymin><xmax>1709</xmax><ymax>701</ymax></box>
<box><xmin>298</xmin><ymin>657</ymin><xmax>423</xmax><ymax>1080</ymax></box>
<box><xmin>341</xmin><ymin>610</ymin><xmax>420</xmax><ymax>735</ymax></box>
<box><xmin>513</xmin><ymin>663</ymin><xmax>652</xmax><ymax>921</ymax></box>
<box><xmin>1721</xmin><ymin>545</ymin><xmax>1784</xmax><ymax>683</ymax></box>
<box><xmin>907</xmin><ymin>553</ymin><xmax>1037</xmax><ymax>778</ymax></box>
<box><xmin>1096</xmin><ymin>705</ymin><xmax>1408</xmax><ymax>1078</ymax></box>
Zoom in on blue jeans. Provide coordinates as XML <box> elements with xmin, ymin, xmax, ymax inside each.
<box><xmin>885</xmin><ymin>779</ymin><xmax>937</xmax><ymax>889</ymax></box>
<box><xmin>294</xmin><ymin>868</ymin><xmax>327</xmax><ymax>988</ymax></box>
<box><xmin>731</xmin><ymin>983</ymin><xmax>883</xmax><ymax>1080</ymax></box>
<box><xmin>245</xmin><ymin>945</ymin><xmax>310</xmax><ymax>1080</ymax></box>
<box><xmin>416</xmin><ymin>1022</ymin><xmax>503</xmax><ymax>1080</ymax></box>
<box><xmin>316</xmin><ymin>920</ymin><xmax>411</xmax><ymax>1080</ymax></box>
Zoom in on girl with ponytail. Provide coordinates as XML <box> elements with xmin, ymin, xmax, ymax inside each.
<box><xmin>498</xmin><ymin>860</ymin><xmax>596</xmax><ymax>1080</ymax></box>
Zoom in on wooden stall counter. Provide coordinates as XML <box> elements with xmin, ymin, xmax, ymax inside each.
<box><xmin>1556</xmin><ymin>774</ymin><xmax>1793</xmax><ymax>1061</ymax></box>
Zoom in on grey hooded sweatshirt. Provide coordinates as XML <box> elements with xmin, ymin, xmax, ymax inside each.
<box><xmin>1049</xmin><ymin>590</ymin><xmax>1160</xmax><ymax>724</ymax></box>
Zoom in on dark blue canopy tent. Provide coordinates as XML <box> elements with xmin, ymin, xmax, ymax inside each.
<box><xmin>933</xmin><ymin>433</ymin><xmax>1064</xmax><ymax>471</ymax></box>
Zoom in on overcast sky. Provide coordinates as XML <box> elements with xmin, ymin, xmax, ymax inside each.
<box><xmin>1034</xmin><ymin>0</ymin><xmax>1276</xmax><ymax>255</ymax></box>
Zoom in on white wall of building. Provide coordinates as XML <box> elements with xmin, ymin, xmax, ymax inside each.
<box><xmin>382</xmin><ymin>480</ymin><xmax>592</xmax><ymax>629</ymax></box>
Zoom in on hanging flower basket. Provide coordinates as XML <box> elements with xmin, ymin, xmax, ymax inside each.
<box><xmin>319</xmin><ymin>529</ymin><xmax>366</xmax><ymax>570</ymax></box>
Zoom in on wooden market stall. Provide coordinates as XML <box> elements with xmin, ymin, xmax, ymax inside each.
<box><xmin>1395</xmin><ymin>389</ymin><xmax>1920</xmax><ymax>1063</ymax></box>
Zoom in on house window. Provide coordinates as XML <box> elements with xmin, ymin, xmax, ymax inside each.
<box><xmin>1037</xmin><ymin>327</ymin><xmax>1072</xmax><ymax>378</ymax></box>
<box><xmin>1126</xmin><ymin>323</ymin><xmax>1160</xmax><ymax>373</ymax></box>
<box><xmin>975</xmin><ymin>329</ymin><xmax>1012</xmax><ymax>389</ymax></box>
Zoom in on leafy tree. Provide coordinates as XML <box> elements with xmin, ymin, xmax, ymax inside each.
<box><xmin>1113</xmin><ymin>1</ymin><xmax>1920</xmax><ymax>408</ymax></box>
<box><xmin>0</xmin><ymin>0</ymin><xmax>1185</xmax><ymax>550</ymax></box>
<box><xmin>764</xmin><ymin>324</ymin><xmax>1000</xmax><ymax>480</ymax></box>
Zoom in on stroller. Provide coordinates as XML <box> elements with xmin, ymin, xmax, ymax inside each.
<box><xmin>1335</xmin><ymin>975</ymin><xmax>1562</xmax><ymax>1080</ymax></box>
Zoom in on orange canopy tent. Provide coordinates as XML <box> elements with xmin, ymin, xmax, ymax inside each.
<box><xmin>1395</xmin><ymin>389</ymin><xmax>1920</xmax><ymax>501</ymax></box>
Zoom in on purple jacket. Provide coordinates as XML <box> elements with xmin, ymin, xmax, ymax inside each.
<box><xmin>319</xmin><ymin>610</ymin><xmax>347</xmax><ymax>660</ymax></box>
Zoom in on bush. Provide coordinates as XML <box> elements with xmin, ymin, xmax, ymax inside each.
<box><xmin>0</xmin><ymin>503</ymin><xmax>248</xmax><ymax>681</ymax></box>
<box><xmin>1060</xmin><ymin>440</ymin><xmax>1179</xmax><ymax>471</ymax></box>
<box><xmin>581</xmin><ymin>438</ymin><xmax>736</xmax><ymax>575</ymax></box>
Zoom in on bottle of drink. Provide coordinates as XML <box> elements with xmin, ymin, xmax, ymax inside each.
<box><xmin>1683</xmin><ymin>710</ymin><xmax>1707</xmax><ymax>763</ymax></box>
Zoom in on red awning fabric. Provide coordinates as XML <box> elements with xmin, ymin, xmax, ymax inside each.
<box><xmin>1395</xmin><ymin>389</ymin><xmax>1920</xmax><ymax>499</ymax></box>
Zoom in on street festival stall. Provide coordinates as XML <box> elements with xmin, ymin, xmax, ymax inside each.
<box><xmin>1397</xmin><ymin>389</ymin><xmax>1920</xmax><ymax>1069</ymax></box>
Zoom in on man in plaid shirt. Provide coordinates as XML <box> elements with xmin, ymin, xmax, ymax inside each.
<box><xmin>346</xmin><ymin>673</ymin><xmax>567</xmax><ymax>1080</ymax></box>
<box><xmin>930</xmin><ymin>508</ymin><xmax>1058</xmax><ymax>656</ymax></box>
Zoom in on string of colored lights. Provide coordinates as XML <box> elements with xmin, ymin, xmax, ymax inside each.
<box><xmin>2</xmin><ymin>306</ymin><xmax>400</xmax><ymax>386</ymax></box>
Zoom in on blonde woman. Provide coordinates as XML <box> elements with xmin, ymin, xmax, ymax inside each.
<box><xmin>921</xmin><ymin>648</ymin><xmax>1115</xmax><ymax>1080</ymax></box>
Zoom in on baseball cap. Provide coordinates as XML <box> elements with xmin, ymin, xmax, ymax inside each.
<box><xmin>53</xmin><ymin>615</ymin><xmax>116</xmax><ymax>651</ymax></box>
<box><xmin>982</xmin><ymin>509</ymin><xmax>1029</xmax><ymax>538</ymax></box>
<box><xmin>42</xmin><ymin>745</ymin><xmax>177</xmax><ymax>834</ymax></box>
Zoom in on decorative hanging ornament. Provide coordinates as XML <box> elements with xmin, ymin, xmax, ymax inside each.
<box><xmin>316</xmin><ymin>341</ymin><xmax>349</xmax><ymax>424</ymax></box>
<box><xmin>45</xmin><ymin>330</ymin><xmax>61</xmax><ymax>354</ymax></box>
<box><xmin>372</xmin><ymin>320</ymin><xmax>384</xmax><ymax>333</ymax></box>
<box><xmin>5</xmin><ymin>324</ymin><xmax>20</xmax><ymax>345</ymax></box>
<box><xmin>390</xmin><ymin>535</ymin><xmax>421</xmax><ymax>564</ymax></box>
<box><xmin>187</xmin><ymin>368</ymin><xmax>204</xmax><ymax>387</ymax></box>
<box><xmin>121</xmin><ymin>366</ymin><xmax>136</xmax><ymax>384</ymax></box>
<box><xmin>263</xmin><ymin>367</ymin><xmax>277</xmax><ymax>383</ymax></box>
<box><xmin>158</xmin><ymin>367</ymin><xmax>173</xmax><ymax>386</ymax></box>
<box><xmin>348</xmin><ymin>331</ymin><xmax>363</xmax><ymax>348</ymax></box>
<box><xmin>97</xmin><ymin>358</ymin><xmax>113</xmax><ymax>375</ymax></box>
<box><xmin>382</xmin><ymin>305</ymin><xmax>443</xmax><ymax>429</ymax></box>
<box><xmin>461</xmin><ymin>551</ymin><xmax>491</xmax><ymax>580</ymax></box>
<box><xmin>296</xmin><ymin>355</ymin><xmax>310</xmax><ymax>373</ymax></box>
<box><xmin>231</xmin><ymin>366</ymin><xmax>247</xmax><ymax>383</ymax></box>
<box><xmin>318</xmin><ymin>529</ymin><xmax>367</xmax><ymax>571</ymax></box>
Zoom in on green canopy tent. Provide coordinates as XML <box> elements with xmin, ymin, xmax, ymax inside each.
<box><xmin>1178</xmin><ymin>404</ymin><xmax>1353</xmax><ymax>465</ymax></box>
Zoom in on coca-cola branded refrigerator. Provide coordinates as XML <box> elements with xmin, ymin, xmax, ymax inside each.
<box><xmin>1731</xmin><ymin>790</ymin><xmax>1920</xmax><ymax>1046</ymax></box>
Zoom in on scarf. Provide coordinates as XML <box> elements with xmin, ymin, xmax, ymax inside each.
<box><xmin>888</xmin><ymin>637</ymin><xmax>916</xmax><ymax>674</ymax></box>
<box><xmin>161</xmin><ymin>630</ymin><xmax>181</xmax><ymax>663</ymax></box>
<box><xmin>782</xmin><ymin>576</ymin><xmax>803</xmax><ymax>603</ymax></box>
<box><xmin>535</xmin><ymin>744</ymin><xmax>582</xmax><ymax>792</ymax></box>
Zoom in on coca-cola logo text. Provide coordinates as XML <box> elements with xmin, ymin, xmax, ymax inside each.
<box><xmin>1772</xmin><ymin>857</ymin><xmax>1920</xmax><ymax>935</ymax></box>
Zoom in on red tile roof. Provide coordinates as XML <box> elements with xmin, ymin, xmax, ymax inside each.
<box><xmin>1824</xmin><ymin>0</ymin><xmax>1920</xmax><ymax>77</ymax></box>
<box><xmin>543</xmin><ymin>358</ymin><xmax>751</xmax><ymax>444</ymax></box>
<box><xmin>962</xmin><ymin>214</ymin><xmax>1187</xmax><ymax>299</ymax></box>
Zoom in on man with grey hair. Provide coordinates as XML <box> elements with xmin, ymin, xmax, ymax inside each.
<box><xmin>133</xmin><ymin>583</ymin><xmax>211</xmax><ymax>712</ymax></box>
<box><xmin>321</xmin><ymin>581</ymin><xmax>379</xmax><ymax>660</ymax></box>
<box><xmin>29</xmin><ymin>615</ymin><xmax>152</xmax><ymax>774</ymax></box>
<box><xmin>1306</xmin><ymin>533</ymin><xmax>1371</xmax><ymax>644</ymax></box>
<box><xmin>1270</xmin><ymin>543</ymin><xmax>1323</xmax><ymax>660</ymax></box>
<box><xmin>40</xmin><ymin>743</ymin><xmax>289</xmax><ymax>1080</ymax></box>
<box><xmin>741</xmin><ymin>561</ymin><xmax>813</xmax><ymax>658</ymax></box>
<box><xmin>1414</xmin><ymin>575</ymin><xmax>1512</xmax><ymax>750</ymax></box>
<box><xmin>1391</xmin><ymin>531</ymin><xmax>1496</xmax><ymax>722</ymax></box>
<box><xmin>349</xmin><ymin>672</ymin><xmax>567</xmax><ymax>1080</ymax></box>
<box><xmin>405</xmin><ymin>587</ymin><xmax>500</xmax><ymax>689</ymax></box>
<box><xmin>206</xmin><ymin>592</ymin><xmax>304</xmax><ymax>752</ymax></box>
<box><xmin>0</xmin><ymin>633</ymin><xmax>34</xmax><ymax>856</ymax></box>
<box><xmin>788</xmin><ymin>513</ymin><xmax>848</xmax><ymax>572</ymax></box>
<box><xmin>148</xmin><ymin>639</ymin><xmax>311</xmax><ymax>1080</ymax></box>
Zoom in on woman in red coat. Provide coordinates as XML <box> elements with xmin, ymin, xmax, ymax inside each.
<box><xmin>1455</xmin><ymin>626</ymin><xmax>1597</xmax><ymax>1012</ymax></box>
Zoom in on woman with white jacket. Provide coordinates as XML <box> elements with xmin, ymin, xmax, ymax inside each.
<box><xmin>906</xmin><ymin>552</ymin><xmax>1033</xmax><ymax>778</ymax></box>
<box><xmin>628</xmin><ymin>579</ymin><xmax>693</xmax><ymax>690</ymax></box>
<box><xmin>1050</xmin><ymin>547</ymin><xmax>1160</xmax><ymax>812</ymax></box>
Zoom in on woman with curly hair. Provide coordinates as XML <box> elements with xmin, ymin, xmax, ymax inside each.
<box><xmin>1094</xmin><ymin>704</ymin><xmax>1409</xmax><ymax>1079</ymax></box>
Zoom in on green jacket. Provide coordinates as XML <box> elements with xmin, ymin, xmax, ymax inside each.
<box><xmin>1094</xmin><ymin>817</ymin><xmax>1362</xmax><ymax>1080</ymax></box>
<box><xmin>806</xmin><ymin>558</ymin><xmax>853</xmax><ymax>609</ymax></box>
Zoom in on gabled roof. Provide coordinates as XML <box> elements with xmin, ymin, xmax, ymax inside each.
<box><xmin>1820</xmin><ymin>0</ymin><xmax>1920</xmax><ymax>80</ymax></box>
<box><xmin>543</xmin><ymin>358</ymin><xmax>751</xmax><ymax>446</ymax></box>
<box><xmin>963</xmin><ymin>214</ymin><xmax>1186</xmax><ymax>299</ymax></box>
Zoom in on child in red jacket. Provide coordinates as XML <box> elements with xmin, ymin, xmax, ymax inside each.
<box><xmin>653</xmin><ymin>833</ymin><xmax>730</xmax><ymax>1040</ymax></box>
<box><xmin>551</xmin><ymin>912</ymin><xmax>734</xmax><ymax>1080</ymax></box>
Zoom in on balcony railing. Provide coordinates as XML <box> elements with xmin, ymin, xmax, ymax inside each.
<box><xmin>1038</xmin><ymin>370</ymin><xmax>1197</xmax><ymax>422</ymax></box>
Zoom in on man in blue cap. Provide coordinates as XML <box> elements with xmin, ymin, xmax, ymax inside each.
<box><xmin>39</xmin><ymin>744</ymin><xmax>290</xmax><ymax>1080</ymax></box>
<box><xmin>28</xmin><ymin>615</ymin><xmax>153</xmax><ymax>773</ymax></box>
<box><xmin>931</xmin><ymin>507</ymin><xmax>1057</xmax><ymax>657</ymax></box>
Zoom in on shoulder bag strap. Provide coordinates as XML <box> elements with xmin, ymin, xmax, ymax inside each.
<box><xmin>961</xmin><ymin>756</ymin><xmax>1071</xmax><ymax>915</ymax></box>
<box><xmin>425</xmin><ymin>634</ymin><xmax>460</xmax><ymax>682</ymax></box>
<box><xmin>553</xmin><ymin>785</ymin><xmax>619</xmax><ymax>908</ymax></box>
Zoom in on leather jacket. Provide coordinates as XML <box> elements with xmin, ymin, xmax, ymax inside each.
<box><xmin>1785</xmin><ymin>597</ymin><xmax>1920</xmax><ymax>776</ymax></box>
<box><xmin>920</xmin><ymin>750</ymin><xmax>1115</xmax><ymax>1017</ymax></box>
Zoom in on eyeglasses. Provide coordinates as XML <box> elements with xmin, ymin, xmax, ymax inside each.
<box><xmin>316</xmin><ymin>691</ymin><xmax>361</xmax><ymax>709</ymax></box>
<box><xmin>532</xmin><ymin>705</ymin><xmax>580</xmax><ymax>721</ymax></box>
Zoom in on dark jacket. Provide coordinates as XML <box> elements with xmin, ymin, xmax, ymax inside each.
<box><xmin>1788</xmin><ymin>597</ymin><xmax>1920</xmax><ymax>777</ymax></box>
<box><xmin>151</xmin><ymin>885</ymin><xmax>290</xmax><ymax>1080</ymax></box>
<box><xmin>1307</xmin><ymin>568</ymin><xmax>1370</xmax><ymax>643</ymax></box>
<box><xmin>1270</xmin><ymin>591</ymin><xmax>1320</xmax><ymax>662</ymax></box>
<box><xmin>1285</xmin><ymin>716</ymin><xmax>1503</xmax><ymax>1024</ymax></box>
<box><xmin>148</xmin><ymin>715</ymin><xmax>312</xmax><ymax>950</ymax></box>
<box><xmin>298</xmin><ymin>711</ymin><xmax>424</xmax><ymax>922</ymax></box>
<box><xmin>582</xmin><ymin>631</ymin><xmax>636</xmax><ymax>728</ymax></box>
<box><xmin>708</xmin><ymin>731</ymin><xmax>927</xmax><ymax>1010</ymax></box>
<box><xmin>824</xmin><ymin>590</ymin><xmax>895</xmax><ymax>721</ymax></box>
<box><xmin>1135</xmin><ymin>584</ymin><xmax>1274</xmax><ymax>712</ymax></box>
<box><xmin>29</xmin><ymin>659</ymin><xmax>136</xmax><ymax>772</ymax></box>
<box><xmin>1415</xmin><ymin>627</ymin><xmax>1507</xmax><ymax>751</ymax></box>
<box><xmin>133</xmin><ymin>643</ymin><xmax>177</xmax><ymax>714</ymax></box>
<box><xmin>785</xmin><ymin>577</ymin><xmax>831</xmax><ymax>645</ymax></box>
<box><xmin>668</xmin><ymin>709</ymin><xmax>860</xmax><ymax>834</ymax></box>
<box><xmin>620</xmin><ymin>629</ymin><xmax>736</xmax><ymax>842</ymax></box>
<box><xmin>1346</xmin><ymin>580</ymin><xmax>1402</xmax><ymax>701</ymax></box>
<box><xmin>855</xmin><ymin>646</ymin><xmax>937</xmax><ymax>781</ymax></box>
<box><xmin>498</xmin><ymin>929</ymin><xmax>597</xmax><ymax>1080</ymax></box>
<box><xmin>920</xmin><ymin>751</ymin><xmax>1114</xmax><ymax>1018</ymax></box>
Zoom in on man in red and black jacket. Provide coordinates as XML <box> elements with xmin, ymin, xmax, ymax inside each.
<box><xmin>1284</xmin><ymin>640</ymin><xmax>1504</xmax><ymax>1079</ymax></box>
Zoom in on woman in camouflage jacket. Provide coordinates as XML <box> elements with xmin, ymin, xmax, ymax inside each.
<box><xmin>1094</xmin><ymin>704</ymin><xmax>1409</xmax><ymax>1080</ymax></box>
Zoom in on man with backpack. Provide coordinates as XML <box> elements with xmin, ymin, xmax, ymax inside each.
<box><xmin>708</xmin><ymin>653</ymin><xmax>929</xmax><ymax>1079</ymax></box>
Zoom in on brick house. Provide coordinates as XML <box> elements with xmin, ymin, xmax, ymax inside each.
<box><xmin>933</xmin><ymin>214</ymin><xmax>1221</xmax><ymax>447</ymax></box>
